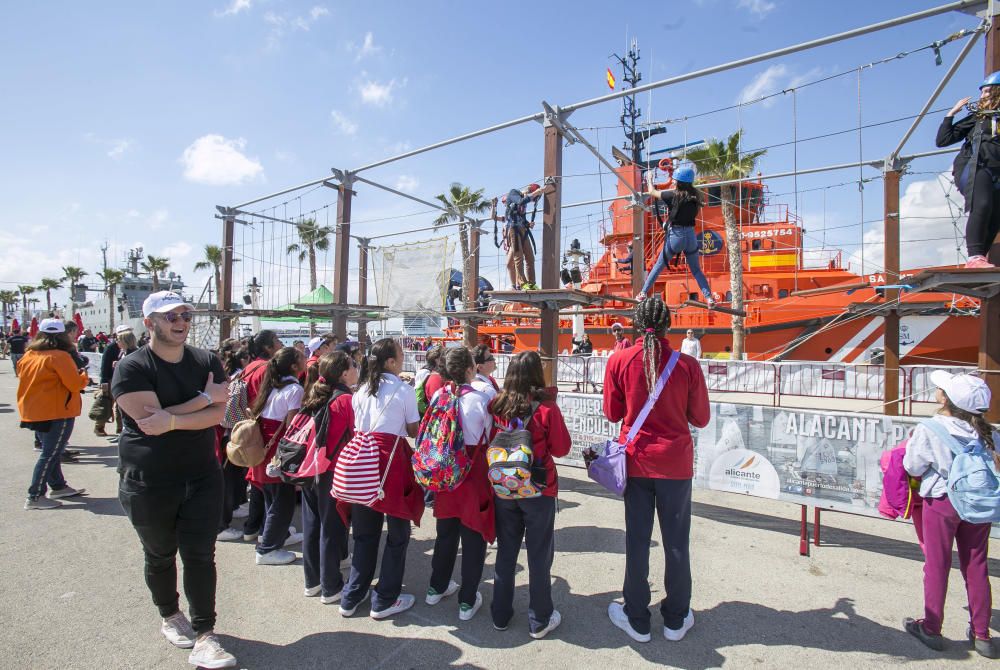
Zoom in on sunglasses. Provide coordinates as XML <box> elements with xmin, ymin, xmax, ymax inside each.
<box><xmin>156</xmin><ymin>311</ymin><xmax>193</xmax><ymax>323</ymax></box>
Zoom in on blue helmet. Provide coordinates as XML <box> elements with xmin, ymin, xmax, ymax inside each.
<box><xmin>674</xmin><ymin>166</ymin><xmax>696</xmax><ymax>184</ymax></box>
<box><xmin>980</xmin><ymin>71</ymin><xmax>1000</xmax><ymax>89</ymax></box>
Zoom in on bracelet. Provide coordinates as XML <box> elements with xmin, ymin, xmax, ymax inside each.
<box><xmin>170</xmin><ymin>415</ymin><xmax>176</xmax><ymax>431</ymax></box>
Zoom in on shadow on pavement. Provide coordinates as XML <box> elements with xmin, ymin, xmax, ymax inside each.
<box><xmin>218</xmin><ymin>630</ymin><xmax>484</xmax><ymax>669</ymax></box>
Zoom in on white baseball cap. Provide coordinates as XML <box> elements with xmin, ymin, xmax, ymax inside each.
<box><xmin>114</xmin><ymin>324</ymin><xmax>133</xmax><ymax>335</ymax></box>
<box><xmin>610</xmin><ymin>322</ymin><xmax>624</xmax><ymax>331</ymax></box>
<box><xmin>142</xmin><ymin>291</ymin><xmax>193</xmax><ymax>318</ymax></box>
<box><xmin>307</xmin><ymin>336</ymin><xmax>325</xmax><ymax>356</ymax></box>
<box><xmin>930</xmin><ymin>370</ymin><xmax>991</xmax><ymax>415</ymax></box>
<box><xmin>39</xmin><ymin>318</ymin><xmax>65</xmax><ymax>334</ymax></box>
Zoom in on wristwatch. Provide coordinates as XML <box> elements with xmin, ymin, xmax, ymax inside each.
<box><xmin>198</xmin><ymin>391</ymin><xmax>212</xmax><ymax>406</ymax></box>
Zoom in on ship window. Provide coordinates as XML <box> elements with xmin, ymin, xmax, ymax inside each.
<box><xmin>825</xmin><ymin>347</ymin><xmax>833</xmax><ymax>354</ymax></box>
<box><xmin>751</xmin><ymin>239</ymin><xmax>762</xmax><ymax>251</ymax></box>
<box><xmin>689</xmin><ymin>292</ymin><xmax>698</xmax><ymax>302</ymax></box>
<box><xmin>778</xmin><ymin>289</ymin><xmax>789</xmax><ymax>298</ymax></box>
<box><xmin>706</xmin><ymin>186</ymin><xmax>722</xmax><ymax>205</ymax></box>
<box><xmin>725</xmin><ymin>291</ymin><xmax>732</xmax><ymax>302</ymax></box>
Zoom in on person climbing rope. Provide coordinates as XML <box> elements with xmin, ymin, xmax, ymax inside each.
<box><xmin>636</xmin><ymin>167</ymin><xmax>715</xmax><ymax>306</ymax></box>
<box><xmin>937</xmin><ymin>72</ymin><xmax>1000</xmax><ymax>269</ymax></box>
<box><xmin>491</xmin><ymin>184</ymin><xmax>542</xmax><ymax>290</ymax></box>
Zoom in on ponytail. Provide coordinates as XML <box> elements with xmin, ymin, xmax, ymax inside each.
<box><xmin>247</xmin><ymin>329</ymin><xmax>278</xmax><ymax>360</ymax></box>
<box><xmin>440</xmin><ymin>347</ymin><xmax>474</xmax><ymax>385</ymax></box>
<box><xmin>249</xmin><ymin>346</ymin><xmax>301</xmax><ymax>416</ymax></box>
<box><xmin>360</xmin><ymin>338</ymin><xmax>399</xmax><ymax>397</ymax></box>
<box><xmin>301</xmin><ymin>351</ymin><xmax>353</xmax><ymax>413</ymax></box>
<box><xmin>633</xmin><ymin>295</ymin><xmax>672</xmax><ymax>394</ymax></box>
<box><xmin>943</xmin><ymin>397</ymin><xmax>1000</xmax><ymax>469</ymax></box>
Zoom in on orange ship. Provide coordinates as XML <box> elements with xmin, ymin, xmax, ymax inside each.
<box><xmin>462</xmin><ymin>163</ymin><xmax>978</xmax><ymax>366</ymax></box>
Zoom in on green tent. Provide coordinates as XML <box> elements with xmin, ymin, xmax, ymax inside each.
<box><xmin>266</xmin><ymin>285</ymin><xmax>335</xmax><ymax>323</ymax></box>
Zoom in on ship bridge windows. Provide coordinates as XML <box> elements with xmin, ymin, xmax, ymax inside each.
<box><xmin>751</xmin><ymin>239</ymin><xmax>763</xmax><ymax>251</ymax></box>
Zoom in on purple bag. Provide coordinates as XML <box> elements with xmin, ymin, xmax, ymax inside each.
<box><xmin>588</xmin><ymin>350</ymin><xmax>681</xmax><ymax>495</ymax></box>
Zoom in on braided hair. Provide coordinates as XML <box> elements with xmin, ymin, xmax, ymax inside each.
<box><xmin>633</xmin><ymin>295</ymin><xmax>672</xmax><ymax>394</ymax></box>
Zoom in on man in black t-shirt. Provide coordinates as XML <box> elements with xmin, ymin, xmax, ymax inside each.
<box><xmin>112</xmin><ymin>291</ymin><xmax>236</xmax><ymax>669</ymax></box>
<box><xmin>7</xmin><ymin>327</ymin><xmax>28</xmax><ymax>376</ymax></box>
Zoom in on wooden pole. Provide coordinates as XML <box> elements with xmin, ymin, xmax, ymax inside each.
<box><xmin>464</xmin><ymin>223</ymin><xmax>481</xmax><ymax>348</ymax></box>
<box><xmin>540</xmin><ymin>118</ymin><xmax>564</xmax><ymax>385</ymax></box>
<box><xmin>219</xmin><ymin>214</ymin><xmax>235</xmax><ymax>342</ymax></box>
<box><xmin>357</xmin><ymin>238</ymin><xmax>369</xmax><ymax>352</ymax></box>
<box><xmin>982</xmin><ymin>10</ymin><xmax>1000</xmax><ymax>422</ymax></box>
<box><xmin>883</xmin><ymin>168</ymin><xmax>901</xmax><ymax>416</ymax></box>
<box><xmin>332</xmin><ymin>182</ymin><xmax>353</xmax><ymax>341</ymax></box>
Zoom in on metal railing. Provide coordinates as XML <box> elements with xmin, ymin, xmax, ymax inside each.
<box><xmin>400</xmin><ymin>349</ymin><xmax>975</xmax><ymax>415</ymax></box>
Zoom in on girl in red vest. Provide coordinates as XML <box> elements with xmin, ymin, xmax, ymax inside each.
<box><xmin>338</xmin><ymin>338</ymin><xmax>423</xmax><ymax>619</ymax></box>
<box><xmin>425</xmin><ymin>347</ymin><xmax>495</xmax><ymax>621</ymax></box>
<box><xmin>247</xmin><ymin>347</ymin><xmax>305</xmax><ymax>565</ymax></box>
<box><xmin>489</xmin><ymin>350</ymin><xmax>571</xmax><ymax>639</ymax></box>
<box><xmin>239</xmin><ymin>330</ymin><xmax>282</xmax><ymax>542</ymax></box>
<box><xmin>300</xmin><ymin>351</ymin><xmax>357</xmax><ymax>605</ymax></box>
<box><xmin>602</xmin><ymin>295</ymin><xmax>710</xmax><ymax>644</ymax></box>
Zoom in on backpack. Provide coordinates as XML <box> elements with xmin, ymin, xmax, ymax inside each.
<box><xmin>223</xmin><ymin>376</ymin><xmax>249</xmax><ymax>429</ymax></box>
<box><xmin>415</xmin><ymin>374</ymin><xmax>431</xmax><ymax>417</ymax></box>
<box><xmin>331</xmin><ymin>384</ymin><xmax>402</xmax><ymax>506</ymax></box>
<box><xmin>879</xmin><ymin>440</ymin><xmax>921</xmax><ymax>520</ymax></box>
<box><xmin>271</xmin><ymin>391</ymin><xmax>346</xmax><ymax>487</ymax></box>
<box><xmin>487</xmin><ymin>402</ymin><xmax>545</xmax><ymax>499</ymax></box>
<box><xmin>227</xmin><ymin>416</ymin><xmax>267</xmax><ymax>467</ymax></box>
<box><xmin>921</xmin><ymin>419</ymin><xmax>1000</xmax><ymax>524</ymax></box>
<box><xmin>412</xmin><ymin>385</ymin><xmax>474</xmax><ymax>492</ymax></box>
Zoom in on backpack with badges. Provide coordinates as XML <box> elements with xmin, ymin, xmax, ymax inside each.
<box><xmin>487</xmin><ymin>402</ymin><xmax>544</xmax><ymax>499</ymax></box>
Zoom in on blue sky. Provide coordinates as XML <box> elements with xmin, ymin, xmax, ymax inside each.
<box><xmin>0</xmin><ymin>0</ymin><xmax>988</xmax><ymax>311</ymax></box>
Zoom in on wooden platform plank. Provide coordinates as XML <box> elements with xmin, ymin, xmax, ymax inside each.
<box><xmin>681</xmin><ymin>300</ymin><xmax>747</xmax><ymax>317</ymax></box>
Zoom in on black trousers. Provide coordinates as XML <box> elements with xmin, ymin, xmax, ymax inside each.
<box><xmin>118</xmin><ymin>470</ymin><xmax>223</xmax><ymax>635</ymax></box>
<box><xmin>492</xmin><ymin>495</ymin><xmax>556</xmax><ymax>633</ymax></box>
<box><xmin>219</xmin><ymin>459</ymin><xmax>248</xmax><ymax>532</ymax></box>
<box><xmin>301</xmin><ymin>472</ymin><xmax>347</xmax><ymax>597</ymax></box>
<box><xmin>342</xmin><ymin>504</ymin><xmax>410</xmax><ymax>612</ymax></box>
<box><xmin>258</xmin><ymin>483</ymin><xmax>297</xmax><ymax>554</ymax></box>
<box><xmin>244</xmin><ymin>484</ymin><xmax>265</xmax><ymax>535</ymax></box>
<box><xmin>966</xmin><ymin>167</ymin><xmax>1000</xmax><ymax>257</ymax></box>
<box><xmin>623</xmin><ymin>477</ymin><xmax>692</xmax><ymax>635</ymax></box>
<box><xmin>430</xmin><ymin>517</ymin><xmax>487</xmax><ymax>607</ymax></box>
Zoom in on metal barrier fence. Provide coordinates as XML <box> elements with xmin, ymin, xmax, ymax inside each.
<box><xmin>401</xmin><ymin>349</ymin><xmax>975</xmax><ymax>415</ymax></box>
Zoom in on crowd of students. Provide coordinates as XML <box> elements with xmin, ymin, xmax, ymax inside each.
<box><xmin>11</xmin><ymin>289</ymin><xmax>1000</xmax><ymax>667</ymax></box>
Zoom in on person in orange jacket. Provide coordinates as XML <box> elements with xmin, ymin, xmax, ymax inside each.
<box><xmin>16</xmin><ymin>318</ymin><xmax>90</xmax><ymax>510</ymax></box>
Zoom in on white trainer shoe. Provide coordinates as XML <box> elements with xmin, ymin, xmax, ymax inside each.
<box><xmin>304</xmin><ymin>585</ymin><xmax>322</xmax><ymax>597</ymax></box>
<box><xmin>216</xmin><ymin>528</ymin><xmax>243</xmax><ymax>542</ymax></box>
<box><xmin>49</xmin><ymin>486</ymin><xmax>86</xmax><ymax>499</ymax></box>
<box><xmin>425</xmin><ymin>580</ymin><xmax>459</xmax><ymax>605</ymax></box>
<box><xmin>161</xmin><ymin>611</ymin><xmax>196</xmax><ymax>649</ymax></box>
<box><xmin>608</xmin><ymin>602</ymin><xmax>651</xmax><ymax>643</ymax></box>
<box><xmin>459</xmin><ymin>592</ymin><xmax>483</xmax><ymax>621</ymax></box>
<box><xmin>663</xmin><ymin>610</ymin><xmax>695</xmax><ymax>641</ymax></box>
<box><xmin>370</xmin><ymin>594</ymin><xmax>415</xmax><ymax>619</ymax></box>
<box><xmin>529</xmin><ymin>609</ymin><xmax>562</xmax><ymax>639</ymax></box>
<box><xmin>187</xmin><ymin>632</ymin><xmax>236</xmax><ymax>669</ymax></box>
<box><xmin>255</xmin><ymin>549</ymin><xmax>296</xmax><ymax>565</ymax></box>
<box><xmin>320</xmin><ymin>590</ymin><xmax>343</xmax><ymax>605</ymax></box>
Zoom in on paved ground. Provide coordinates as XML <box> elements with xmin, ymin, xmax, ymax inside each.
<box><xmin>0</xmin><ymin>361</ymin><xmax>997</xmax><ymax>670</ymax></box>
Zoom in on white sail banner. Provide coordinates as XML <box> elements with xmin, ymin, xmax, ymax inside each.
<box><xmin>373</xmin><ymin>236</ymin><xmax>454</xmax><ymax>315</ymax></box>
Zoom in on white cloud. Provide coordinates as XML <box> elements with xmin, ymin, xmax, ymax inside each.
<box><xmin>84</xmin><ymin>132</ymin><xmax>134</xmax><ymax>160</ymax></box>
<box><xmin>215</xmin><ymin>0</ymin><xmax>251</xmax><ymax>17</ymax></box>
<box><xmin>263</xmin><ymin>5</ymin><xmax>329</xmax><ymax>48</ymax></box>
<box><xmin>309</xmin><ymin>6</ymin><xmax>329</xmax><ymax>21</ymax></box>
<box><xmin>147</xmin><ymin>209</ymin><xmax>169</xmax><ymax>230</ymax></box>
<box><xmin>738</xmin><ymin>0</ymin><xmax>776</xmax><ymax>17</ymax></box>
<box><xmin>163</xmin><ymin>241</ymin><xmax>193</xmax><ymax>262</ymax></box>
<box><xmin>330</xmin><ymin>110</ymin><xmax>358</xmax><ymax>135</ymax></box>
<box><xmin>737</xmin><ymin>64</ymin><xmax>787</xmax><ymax>106</ymax></box>
<box><xmin>353</xmin><ymin>31</ymin><xmax>381</xmax><ymax>61</ymax></box>
<box><xmin>394</xmin><ymin>175</ymin><xmax>419</xmax><ymax>192</ymax></box>
<box><xmin>846</xmin><ymin>172</ymin><xmax>966</xmax><ymax>275</ymax></box>
<box><xmin>180</xmin><ymin>134</ymin><xmax>264</xmax><ymax>186</ymax></box>
<box><xmin>107</xmin><ymin>139</ymin><xmax>131</xmax><ymax>160</ymax></box>
<box><xmin>359</xmin><ymin>79</ymin><xmax>396</xmax><ymax>107</ymax></box>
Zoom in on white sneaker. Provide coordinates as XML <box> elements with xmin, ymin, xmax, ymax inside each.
<box><xmin>304</xmin><ymin>585</ymin><xmax>322</xmax><ymax>597</ymax></box>
<box><xmin>284</xmin><ymin>531</ymin><xmax>303</xmax><ymax>547</ymax></box>
<box><xmin>425</xmin><ymin>580</ymin><xmax>460</xmax><ymax>605</ymax></box>
<box><xmin>663</xmin><ymin>610</ymin><xmax>695</xmax><ymax>641</ymax></box>
<box><xmin>529</xmin><ymin>609</ymin><xmax>562</xmax><ymax>639</ymax></box>
<box><xmin>255</xmin><ymin>549</ymin><xmax>296</xmax><ymax>565</ymax></box>
<box><xmin>24</xmin><ymin>497</ymin><xmax>61</xmax><ymax>510</ymax></box>
<box><xmin>242</xmin><ymin>531</ymin><xmax>259</xmax><ymax>542</ymax></box>
<box><xmin>320</xmin><ymin>590</ymin><xmax>343</xmax><ymax>605</ymax></box>
<box><xmin>370</xmin><ymin>593</ymin><xmax>415</xmax><ymax>619</ymax></box>
<box><xmin>231</xmin><ymin>503</ymin><xmax>249</xmax><ymax>519</ymax></box>
<box><xmin>187</xmin><ymin>632</ymin><xmax>236</xmax><ymax>669</ymax></box>
<box><xmin>49</xmin><ymin>486</ymin><xmax>85</xmax><ymax>499</ymax></box>
<box><xmin>339</xmin><ymin>589</ymin><xmax>369</xmax><ymax>617</ymax></box>
<box><xmin>459</xmin><ymin>592</ymin><xmax>483</xmax><ymax>621</ymax></box>
<box><xmin>161</xmin><ymin>611</ymin><xmax>196</xmax><ymax>649</ymax></box>
<box><xmin>608</xmin><ymin>602</ymin><xmax>651</xmax><ymax>643</ymax></box>
<box><xmin>216</xmin><ymin>528</ymin><xmax>243</xmax><ymax>542</ymax></box>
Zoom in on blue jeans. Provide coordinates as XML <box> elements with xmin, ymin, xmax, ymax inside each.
<box><xmin>641</xmin><ymin>226</ymin><xmax>712</xmax><ymax>299</ymax></box>
<box><xmin>28</xmin><ymin>418</ymin><xmax>74</xmax><ymax>498</ymax></box>
<box><xmin>11</xmin><ymin>353</ymin><xmax>23</xmax><ymax>375</ymax></box>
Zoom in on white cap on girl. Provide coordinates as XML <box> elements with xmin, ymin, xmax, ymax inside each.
<box><xmin>930</xmin><ymin>370</ymin><xmax>991</xmax><ymax>415</ymax></box>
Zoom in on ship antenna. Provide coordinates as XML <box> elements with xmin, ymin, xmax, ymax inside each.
<box><xmin>612</xmin><ymin>38</ymin><xmax>644</xmax><ymax>166</ymax></box>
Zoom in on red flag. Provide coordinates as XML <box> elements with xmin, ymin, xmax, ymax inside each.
<box><xmin>74</xmin><ymin>312</ymin><xmax>84</xmax><ymax>334</ymax></box>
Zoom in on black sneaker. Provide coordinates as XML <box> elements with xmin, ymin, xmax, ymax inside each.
<box><xmin>60</xmin><ymin>452</ymin><xmax>79</xmax><ymax>463</ymax></box>
<box><xmin>904</xmin><ymin>618</ymin><xmax>944</xmax><ymax>651</ymax></box>
<box><xmin>968</xmin><ymin>628</ymin><xmax>1000</xmax><ymax>658</ymax></box>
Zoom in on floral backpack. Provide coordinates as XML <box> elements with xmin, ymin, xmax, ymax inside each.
<box><xmin>412</xmin><ymin>384</ymin><xmax>474</xmax><ymax>492</ymax></box>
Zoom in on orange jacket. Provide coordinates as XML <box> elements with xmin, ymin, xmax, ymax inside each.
<box><xmin>16</xmin><ymin>349</ymin><xmax>89</xmax><ymax>422</ymax></box>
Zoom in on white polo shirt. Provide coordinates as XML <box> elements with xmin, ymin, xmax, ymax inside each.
<box><xmin>260</xmin><ymin>376</ymin><xmax>304</xmax><ymax>420</ymax></box>
<box><xmin>353</xmin><ymin>373</ymin><xmax>420</xmax><ymax>436</ymax></box>
<box><xmin>471</xmin><ymin>373</ymin><xmax>498</xmax><ymax>401</ymax></box>
<box><xmin>456</xmin><ymin>385</ymin><xmax>493</xmax><ymax>446</ymax></box>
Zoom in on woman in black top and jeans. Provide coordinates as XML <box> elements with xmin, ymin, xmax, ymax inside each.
<box><xmin>937</xmin><ymin>76</ymin><xmax>1000</xmax><ymax>268</ymax></box>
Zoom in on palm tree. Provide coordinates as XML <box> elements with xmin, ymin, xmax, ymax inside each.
<box><xmin>141</xmin><ymin>255</ymin><xmax>171</xmax><ymax>291</ymax></box>
<box><xmin>686</xmin><ymin>131</ymin><xmax>766</xmax><ymax>360</ymax></box>
<box><xmin>194</xmin><ymin>244</ymin><xmax>238</xmax><ymax>306</ymax></box>
<box><xmin>17</xmin><ymin>284</ymin><xmax>35</xmax><ymax>320</ymax></box>
<box><xmin>286</xmin><ymin>218</ymin><xmax>333</xmax><ymax>294</ymax></box>
<box><xmin>61</xmin><ymin>265</ymin><xmax>88</xmax><ymax>311</ymax></box>
<box><xmin>433</xmin><ymin>183</ymin><xmax>491</xmax><ymax>329</ymax></box>
<box><xmin>38</xmin><ymin>278</ymin><xmax>63</xmax><ymax>313</ymax></box>
<box><xmin>98</xmin><ymin>269</ymin><xmax>126</xmax><ymax>332</ymax></box>
<box><xmin>0</xmin><ymin>290</ymin><xmax>18</xmax><ymax>331</ymax></box>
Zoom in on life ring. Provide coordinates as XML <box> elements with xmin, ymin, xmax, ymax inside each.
<box><xmin>658</xmin><ymin>157</ymin><xmax>674</xmax><ymax>174</ymax></box>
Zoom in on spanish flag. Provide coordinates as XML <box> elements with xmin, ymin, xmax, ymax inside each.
<box><xmin>606</xmin><ymin>68</ymin><xmax>615</xmax><ymax>90</ymax></box>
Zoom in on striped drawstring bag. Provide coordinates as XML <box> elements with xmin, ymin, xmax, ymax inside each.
<box><xmin>331</xmin><ymin>385</ymin><xmax>401</xmax><ymax>506</ymax></box>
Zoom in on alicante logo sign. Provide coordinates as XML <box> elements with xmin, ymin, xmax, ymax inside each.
<box><xmin>708</xmin><ymin>448</ymin><xmax>781</xmax><ymax>499</ymax></box>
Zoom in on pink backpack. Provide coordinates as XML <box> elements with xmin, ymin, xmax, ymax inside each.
<box><xmin>880</xmin><ymin>440</ymin><xmax>922</xmax><ymax>520</ymax></box>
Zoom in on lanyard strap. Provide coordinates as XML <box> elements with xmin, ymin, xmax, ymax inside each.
<box><xmin>624</xmin><ymin>350</ymin><xmax>680</xmax><ymax>445</ymax></box>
